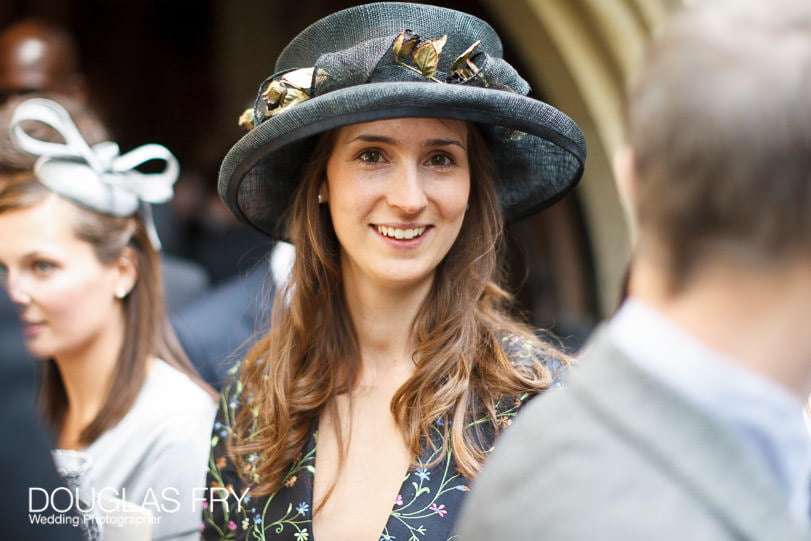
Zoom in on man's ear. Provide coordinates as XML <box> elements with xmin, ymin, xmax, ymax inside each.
<box><xmin>613</xmin><ymin>144</ymin><xmax>638</xmax><ymax>239</ymax></box>
<box><xmin>612</xmin><ymin>145</ymin><xmax>637</xmax><ymax>211</ymax></box>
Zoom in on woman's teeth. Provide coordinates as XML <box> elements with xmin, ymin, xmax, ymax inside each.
<box><xmin>376</xmin><ymin>225</ymin><xmax>427</xmax><ymax>240</ymax></box>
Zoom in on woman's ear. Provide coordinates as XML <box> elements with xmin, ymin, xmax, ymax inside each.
<box><xmin>318</xmin><ymin>181</ymin><xmax>329</xmax><ymax>204</ymax></box>
<box><xmin>113</xmin><ymin>246</ymin><xmax>138</xmax><ymax>298</ymax></box>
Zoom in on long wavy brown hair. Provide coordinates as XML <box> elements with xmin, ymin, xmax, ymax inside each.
<box><xmin>0</xmin><ymin>174</ymin><xmax>214</xmax><ymax>445</ymax></box>
<box><xmin>231</xmin><ymin>123</ymin><xmax>568</xmax><ymax>498</ymax></box>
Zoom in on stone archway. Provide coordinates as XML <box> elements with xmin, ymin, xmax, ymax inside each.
<box><xmin>483</xmin><ymin>0</ymin><xmax>681</xmax><ymax>316</ymax></box>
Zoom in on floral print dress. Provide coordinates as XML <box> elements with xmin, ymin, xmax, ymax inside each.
<box><xmin>201</xmin><ymin>336</ymin><xmax>565</xmax><ymax>541</ymax></box>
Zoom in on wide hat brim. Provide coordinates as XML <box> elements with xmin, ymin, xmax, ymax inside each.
<box><xmin>219</xmin><ymin>2</ymin><xmax>586</xmax><ymax>239</ymax></box>
<box><xmin>220</xmin><ymin>82</ymin><xmax>585</xmax><ymax>238</ymax></box>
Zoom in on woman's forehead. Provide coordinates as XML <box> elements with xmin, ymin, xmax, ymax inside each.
<box><xmin>0</xmin><ymin>193</ymin><xmax>89</xmax><ymax>256</ymax></box>
<box><xmin>334</xmin><ymin>117</ymin><xmax>468</xmax><ymax>144</ymax></box>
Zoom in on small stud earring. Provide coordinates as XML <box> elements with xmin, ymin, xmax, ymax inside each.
<box><xmin>115</xmin><ymin>287</ymin><xmax>127</xmax><ymax>299</ymax></box>
<box><xmin>317</xmin><ymin>193</ymin><xmax>324</xmax><ymax>204</ymax></box>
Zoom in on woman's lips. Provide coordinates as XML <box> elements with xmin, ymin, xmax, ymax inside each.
<box><xmin>374</xmin><ymin>224</ymin><xmax>428</xmax><ymax>240</ymax></box>
<box><xmin>21</xmin><ymin>320</ymin><xmax>44</xmax><ymax>337</ymax></box>
<box><xmin>371</xmin><ymin>224</ymin><xmax>431</xmax><ymax>247</ymax></box>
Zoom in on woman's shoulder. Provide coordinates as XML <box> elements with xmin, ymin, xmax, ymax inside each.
<box><xmin>132</xmin><ymin>359</ymin><xmax>217</xmax><ymax>436</ymax></box>
<box><xmin>152</xmin><ymin>359</ymin><xmax>216</xmax><ymax>406</ymax></box>
<box><xmin>209</xmin><ymin>362</ymin><xmax>251</xmax><ymax>439</ymax></box>
<box><xmin>216</xmin><ymin>360</ymin><xmax>248</xmax><ymax>406</ymax></box>
<box><xmin>495</xmin><ymin>331</ymin><xmax>569</xmax><ymax>387</ymax></box>
<box><xmin>85</xmin><ymin>361</ymin><xmax>216</xmax><ymax>469</ymax></box>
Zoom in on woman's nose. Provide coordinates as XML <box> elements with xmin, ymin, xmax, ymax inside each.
<box><xmin>387</xmin><ymin>164</ymin><xmax>428</xmax><ymax>215</ymax></box>
<box><xmin>5</xmin><ymin>274</ymin><xmax>32</xmax><ymax>305</ymax></box>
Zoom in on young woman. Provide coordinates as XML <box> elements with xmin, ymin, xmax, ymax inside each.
<box><xmin>203</xmin><ymin>3</ymin><xmax>586</xmax><ymax>541</ymax></box>
<box><xmin>0</xmin><ymin>98</ymin><xmax>216</xmax><ymax>540</ymax></box>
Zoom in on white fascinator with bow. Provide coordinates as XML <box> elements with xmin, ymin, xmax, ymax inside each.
<box><xmin>8</xmin><ymin>98</ymin><xmax>179</xmax><ymax>250</ymax></box>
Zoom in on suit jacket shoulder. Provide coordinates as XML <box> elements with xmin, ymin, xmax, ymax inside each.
<box><xmin>458</xmin><ymin>328</ymin><xmax>810</xmax><ymax>541</ymax></box>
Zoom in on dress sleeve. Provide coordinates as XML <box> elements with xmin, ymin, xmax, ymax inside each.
<box><xmin>201</xmin><ymin>381</ymin><xmax>248</xmax><ymax>541</ymax></box>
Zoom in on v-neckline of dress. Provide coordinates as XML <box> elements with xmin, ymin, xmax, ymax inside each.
<box><xmin>303</xmin><ymin>421</ymin><xmax>415</xmax><ymax>541</ymax></box>
<box><xmin>202</xmin><ymin>334</ymin><xmax>559</xmax><ymax>540</ymax></box>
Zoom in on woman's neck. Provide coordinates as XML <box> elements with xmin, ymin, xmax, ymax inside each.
<box><xmin>342</xmin><ymin>271</ymin><xmax>432</xmax><ymax>387</ymax></box>
<box><xmin>53</xmin><ymin>310</ymin><xmax>127</xmax><ymax>446</ymax></box>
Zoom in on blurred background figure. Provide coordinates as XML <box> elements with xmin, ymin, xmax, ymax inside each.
<box><xmin>0</xmin><ymin>17</ymin><xmax>209</xmax><ymax>314</ymax></box>
<box><xmin>0</xmin><ymin>18</ymin><xmax>85</xmax><ymax>103</ymax></box>
<box><xmin>0</xmin><ymin>15</ymin><xmax>280</xmax><ymax>390</ymax></box>
<box><xmin>0</xmin><ymin>74</ymin><xmax>107</xmax><ymax>541</ymax></box>
<box><xmin>170</xmin><ymin>239</ymin><xmax>295</xmax><ymax>389</ymax></box>
<box><xmin>1</xmin><ymin>97</ymin><xmax>216</xmax><ymax>540</ymax></box>
<box><xmin>0</xmin><ymin>288</ymin><xmax>83</xmax><ymax>541</ymax></box>
<box><xmin>459</xmin><ymin>0</ymin><xmax>811</xmax><ymax>539</ymax></box>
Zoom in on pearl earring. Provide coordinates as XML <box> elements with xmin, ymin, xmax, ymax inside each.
<box><xmin>317</xmin><ymin>193</ymin><xmax>324</xmax><ymax>204</ymax></box>
<box><xmin>115</xmin><ymin>287</ymin><xmax>127</xmax><ymax>299</ymax></box>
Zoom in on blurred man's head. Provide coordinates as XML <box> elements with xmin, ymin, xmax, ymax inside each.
<box><xmin>0</xmin><ymin>19</ymin><xmax>85</xmax><ymax>103</ymax></box>
<box><xmin>621</xmin><ymin>0</ymin><xmax>811</xmax><ymax>293</ymax></box>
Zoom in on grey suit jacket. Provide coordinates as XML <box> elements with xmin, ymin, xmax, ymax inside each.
<box><xmin>457</xmin><ymin>329</ymin><xmax>810</xmax><ymax>540</ymax></box>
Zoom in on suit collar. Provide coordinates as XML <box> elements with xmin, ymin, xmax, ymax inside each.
<box><xmin>608</xmin><ymin>299</ymin><xmax>811</xmax><ymax>523</ymax></box>
<box><xmin>574</xmin><ymin>328</ymin><xmax>810</xmax><ymax>540</ymax></box>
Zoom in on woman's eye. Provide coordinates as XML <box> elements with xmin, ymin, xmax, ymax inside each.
<box><xmin>32</xmin><ymin>261</ymin><xmax>56</xmax><ymax>274</ymax></box>
<box><xmin>357</xmin><ymin>150</ymin><xmax>385</xmax><ymax>164</ymax></box>
<box><xmin>426</xmin><ymin>153</ymin><xmax>454</xmax><ymax>168</ymax></box>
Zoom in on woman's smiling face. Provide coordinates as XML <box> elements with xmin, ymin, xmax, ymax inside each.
<box><xmin>324</xmin><ymin>117</ymin><xmax>470</xmax><ymax>291</ymax></box>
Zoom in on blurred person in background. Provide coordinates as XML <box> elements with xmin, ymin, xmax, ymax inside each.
<box><xmin>458</xmin><ymin>1</ymin><xmax>811</xmax><ymax>539</ymax></box>
<box><xmin>0</xmin><ymin>17</ymin><xmax>210</xmax><ymax>312</ymax></box>
<box><xmin>0</xmin><ymin>97</ymin><xmax>216</xmax><ymax>540</ymax></box>
<box><xmin>0</xmin><ymin>18</ymin><xmax>86</xmax><ymax>104</ymax></box>
<box><xmin>0</xmin><ymin>289</ymin><xmax>83</xmax><ymax>540</ymax></box>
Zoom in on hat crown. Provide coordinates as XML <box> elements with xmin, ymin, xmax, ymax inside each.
<box><xmin>253</xmin><ymin>2</ymin><xmax>527</xmax><ymax>125</ymax></box>
<box><xmin>276</xmin><ymin>2</ymin><xmax>503</xmax><ymax>72</ymax></box>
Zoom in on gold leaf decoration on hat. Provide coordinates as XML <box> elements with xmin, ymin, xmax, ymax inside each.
<box><xmin>412</xmin><ymin>35</ymin><xmax>447</xmax><ymax>79</ymax></box>
<box><xmin>282</xmin><ymin>68</ymin><xmax>315</xmax><ymax>90</ymax></box>
<box><xmin>260</xmin><ymin>67</ymin><xmax>315</xmax><ymax>119</ymax></box>
<box><xmin>262</xmin><ymin>83</ymin><xmax>285</xmax><ymax>107</ymax></box>
<box><xmin>392</xmin><ymin>30</ymin><xmax>420</xmax><ymax>61</ymax></box>
<box><xmin>450</xmin><ymin>40</ymin><xmax>482</xmax><ymax>81</ymax></box>
<box><xmin>238</xmin><ymin>108</ymin><xmax>256</xmax><ymax>131</ymax></box>
<box><xmin>393</xmin><ymin>30</ymin><xmax>481</xmax><ymax>84</ymax></box>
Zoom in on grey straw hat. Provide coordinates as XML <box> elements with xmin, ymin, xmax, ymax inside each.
<box><xmin>219</xmin><ymin>2</ymin><xmax>586</xmax><ymax>238</ymax></box>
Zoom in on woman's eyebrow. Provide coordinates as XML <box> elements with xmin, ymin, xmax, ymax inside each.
<box><xmin>347</xmin><ymin>135</ymin><xmax>464</xmax><ymax>149</ymax></box>
<box><xmin>423</xmin><ymin>138</ymin><xmax>465</xmax><ymax>149</ymax></box>
<box><xmin>348</xmin><ymin>134</ymin><xmax>398</xmax><ymax>145</ymax></box>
